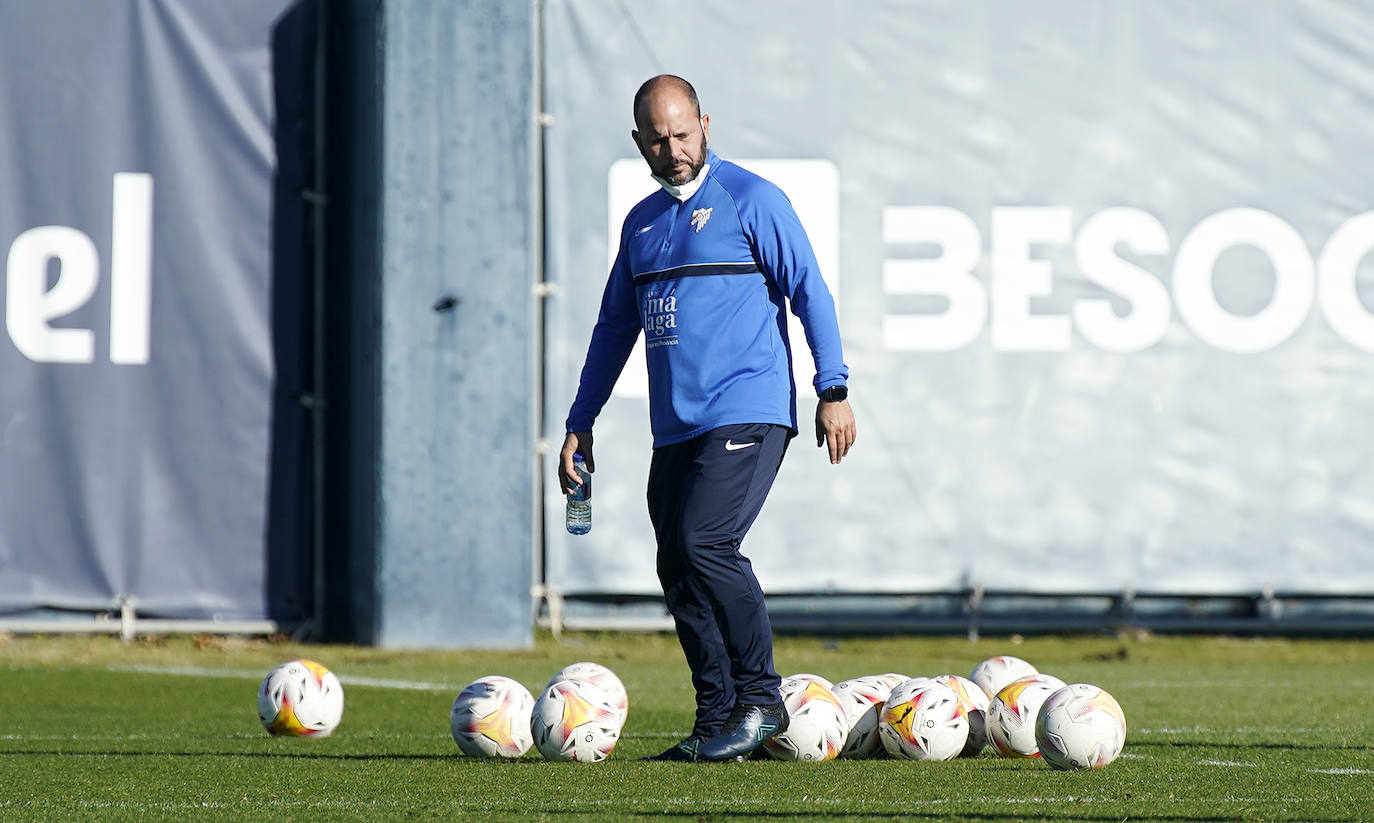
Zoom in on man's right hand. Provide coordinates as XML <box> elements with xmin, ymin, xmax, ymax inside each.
<box><xmin>558</xmin><ymin>431</ymin><xmax>594</xmax><ymax>495</ymax></box>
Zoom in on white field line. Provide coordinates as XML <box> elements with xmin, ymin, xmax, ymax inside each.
<box><xmin>106</xmin><ymin>663</ymin><xmax>463</xmax><ymax>692</ymax></box>
<box><xmin>1136</xmin><ymin>726</ymin><xmax>1346</xmax><ymax>735</ymax></box>
<box><xmin>1121</xmin><ymin>680</ymin><xmax>1374</xmax><ymax>689</ymax></box>
<box><xmin>1197</xmin><ymin>759</ymin><xmax>1259</xmax><ymax>767</ymax></box>
<box><xmin>1309</xmin><ymin>767</ymin><xmax>1374</xmax><ymax>775</ymax></box>
<box><xmin>1</xmin><ymin>733</ymin><xmax>453</xmax><ymax>741</ymax></box>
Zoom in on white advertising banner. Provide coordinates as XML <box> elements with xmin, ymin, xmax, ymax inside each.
<box><xmin>541</xmin><ymin>0</ymin><xmax>1374</xmax><ymax>597</ymax></box>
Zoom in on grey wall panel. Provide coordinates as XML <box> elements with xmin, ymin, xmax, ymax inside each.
<box><xmin>373</xmin><ymin>0</ymin><xmax>536</xmax><ymax>647</ymax></box>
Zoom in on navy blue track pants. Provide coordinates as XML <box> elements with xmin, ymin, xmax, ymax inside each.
<box><xmin>647</xmin><ymin>422</ymin><xmax>790</xmax><ymax>737</ymax></box>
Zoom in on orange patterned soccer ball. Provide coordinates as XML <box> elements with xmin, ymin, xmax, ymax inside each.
<box><xmin>969</xmin><ymin>655</ymin><xmax>1038</xmax><ymax>700</ymax></box>
<box><xmin>933</xmin><ymin>673</ymin><xmax>992</xmax><ymax>757</ymax></box>
<box><xmin>987</xmin><ymin>674</ymin><xmax>1066</xmax><ymax>757</ymax></box>
<box><xmin>879</xmin><ymin>678</ymin><xmax>969</xmax><ymax>761</ymax></box>
<box><xmin>257</xmin><ymin>659</ymin><xmax>344</xmax><ymax>737</ymax></box>
<box><xmin>546</xmin><ymin>662</ymin><xmax>628</xmax><ymax>724</ymax></box>
<box><xmin>531</xmin><ymin>678</ymin><xmax>623</xmax><ymax>762</ymax></box>
<box><xmin>763</xmin><ymin>678</ymin><xmax>849</xmax><ymax>762</ymax></box>
<box><xmin>1035</xmin><ymin>683</ymin><xmax>1127</xmax><ymax>770</ymax></box>
<box><xmin>450</xmin><ymin>675</ymin><xmax>535</xmax><ymax>758</ymax></box>
<box><xmin>832</xmin><ymin>675</ymin><xmax>894</xmax><ymax>759</ymax></box>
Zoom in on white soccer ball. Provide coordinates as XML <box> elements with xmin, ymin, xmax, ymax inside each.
<box><xmin>932</xmin><ymin>673</ymin><xmax>991</xmax><ymax>757</ymax></box>
<box><xmin>546</xmin><ymin>661</ymin><xmax>628</xmax><ymax>723</ymax></box>
<box><xmin>257</xmin><ymin>659</ymin><xmax>344</xmax><ymax>737</ymax></box>
<box><xmin>875</xmin><ymin>673</ymin><xmax>912</xmax><ymax>691</ymax></box>
<box><xmin>1035</xmin><ymin>683</ymin><xmax>1127</xmax><ymax>770</ymax></box>
<box><xmin>987</xmin><ymin>674</ymin><xmax>1067</xmax><ymax>758</ymax></box>
<box><xmin>780</xmin><ymin>672</ymin><xmax>835</xmax><ymax>691</ymax></box>
<box><xmin>450</xmin><ymin>675</ymin><xmax>535</xmax><ymax>758</ymax></box>
<box><xmin>879</xmin><ymin>678</ymin><xmax>969</xmax><ymax>761</ymax></box>
<box><xmin>969</xmin><ymin>655</ymin><xmax>1038</xmax><ymax>700</ymax></box>
<box><xmin>531</xmin><ymin>678</ymin><xmax>622</xmax><ymax>762</ymax></box>
<box><xmin>831</xmin><ymin>676</ymin><xmax>894</xmax><ymax>759</ymax></box>
<box><xmin>763</xmin><ymin>679</ymin><xmax>849</xmax><ymax>762</ymax></box>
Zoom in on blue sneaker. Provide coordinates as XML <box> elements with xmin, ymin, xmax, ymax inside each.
<box><xmin>697</xmin><ymin>701</ymin><xmax>789</xmax><ymax>762</ymax></box>
<box><xmin>640</xmin><ymin>735</ymin><xmax>705</xmax><ymax>762</ymax></box>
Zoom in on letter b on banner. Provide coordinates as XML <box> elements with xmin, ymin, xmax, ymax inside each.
<box><xmin>882</xmin><ymin>206</ymin><xmax>986</xmax><ymax>351</ymax></box>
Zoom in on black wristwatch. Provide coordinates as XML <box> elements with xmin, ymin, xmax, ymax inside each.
<box><xmin>819</xmin><ymin>385</ymin><xmax>848</xmax><ymax>403</ymax></box>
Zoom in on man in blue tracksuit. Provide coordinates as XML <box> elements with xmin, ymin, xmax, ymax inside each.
<box><xmin>558</xmin><ymin>74</ymin><xmax>856</xmax><ymax>762</ymax></box>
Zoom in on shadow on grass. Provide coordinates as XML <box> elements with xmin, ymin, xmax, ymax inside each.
<box><xmin>0</xmin><ymin>749</ymin><xmax>714</xmax><ymax>765</ymax></box>
<box><xmin>414</xmin><ymin>809</ymin><xmax>1356</xmax><ymax>822</ymax></box>
<box><xmin>0</xmin><ymin>752</ymin><xmax>1358</xmax><ymax>821</ymax></box>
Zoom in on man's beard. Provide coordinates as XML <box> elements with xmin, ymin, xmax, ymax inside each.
<box><xmin>659</xmin><ymin>143</ymin><xmax>707</xmax><ymax>186</ymax></box>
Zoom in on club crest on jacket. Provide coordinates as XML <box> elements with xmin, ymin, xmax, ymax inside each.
<box><xmin>691</xmin><ymin>207</ymin><xmax>713</xmax><ymax>233</ymax></box>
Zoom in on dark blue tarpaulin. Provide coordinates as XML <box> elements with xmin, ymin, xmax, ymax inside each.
<box><xmin>0</xmin><ymin>0</ymin><xmax>300</xmax><ymax>622</ymax></box>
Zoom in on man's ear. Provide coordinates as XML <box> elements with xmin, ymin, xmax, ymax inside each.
<box><xmin>700</xmin><ymin>114</ymin><xmax>710</xmax><ymax>143</ymax></box>
<box><xmin>631</xmin><ymin>129</ymin><xmax>652</xmax><ymax>163</ymax></box>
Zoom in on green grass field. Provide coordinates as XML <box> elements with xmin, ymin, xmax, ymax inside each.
<box><xmin>1</xmin><ymin>631</ymin><xmax>1372</xmax><ymax>822</ymax></box>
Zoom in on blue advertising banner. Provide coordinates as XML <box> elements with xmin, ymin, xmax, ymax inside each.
<box><xmin>0</xmin><ymin>0</ymin><xmax>296</xmax><ymax>621</ymax></box>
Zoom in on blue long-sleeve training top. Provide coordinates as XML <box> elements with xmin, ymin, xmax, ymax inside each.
<box><xmin>566</xmin><ymin>152</ymin><xmax>848</xmax><ymax>448</ymax></box>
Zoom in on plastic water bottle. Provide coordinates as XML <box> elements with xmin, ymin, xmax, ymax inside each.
<box><xmin>565</xmin><ymin>452</ymin><xmax>592</xmax><ymax>535</ymax></box>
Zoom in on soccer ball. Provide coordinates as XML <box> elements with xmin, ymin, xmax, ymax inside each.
<box><xmin>546</xmin><ymin>661</ymin><xmax>628</xmax><ymax>723</ymax></box>
<box><xmin>257</xmin><ymin>659</ymin><xmax>344</xmax><ymax>737</ymax></box>
<box><xmin>531</xmin><ymin>678</ymin><xmax>622</xmax><ymax>762</ymax></box>
<box><xmin>969</xmin><ymin>655</ymin><xmax>1038</xmax><ymax>700</ymax></box>
<box><xmin>763</xmin><ymin>679</ymin><xmax>848</xmax><ymax>762</ymax></box>
<box><xmin>1035</xmin><ymin>683</ymin><xmax>1127</xmax><ymax>770</ymax></box>
<box><xmin>832</xmin><ymin>676</ymin><xmax>894</xmax><ymax>759</ymax></box>
<box><xmin>450</xmin><ymin>675</ymin><xmax>535</xmax><ymax>758</ymax></box>
<box><xmin>876</xmin><ymin>673</ymin><xmax>911</xmax><ymax>691</ymax></box>
<box><xmin>932</xmin><ymin>673</ymin><xmax>991</xmax><ymax>757</ymax></box>
<box><xmin>780</xmin><ymin>672</ymin><xmax>835</xmax><ymax>691</ymax></box>
<box><xmin>879</xmin><ymin>678</ymin><xmax>969</xmax><ymax>761</ymax></box>
<box><xmin>987</xmin><ymin>674</ymin><xmax>1067</xmax><ymax>757</ymax></box>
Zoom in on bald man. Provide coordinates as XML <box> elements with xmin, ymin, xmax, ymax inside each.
<box><xmin>559</xmin><ymin>74</ymin><xmax>855</xmax><ymax>762</ymax></box>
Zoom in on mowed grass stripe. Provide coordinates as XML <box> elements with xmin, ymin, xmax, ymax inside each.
<box><xmin>0</xmin><ymin>633</ymin><xmax>1371</xmax><ymax>822</ymax></box>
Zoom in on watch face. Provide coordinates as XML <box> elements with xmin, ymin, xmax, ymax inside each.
<box><xmin>823</xmin><ymin>386</ymin><xmax>847</xmax><ymax>402</ymax></box>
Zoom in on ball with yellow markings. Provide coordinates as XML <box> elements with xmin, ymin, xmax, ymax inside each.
<box><xmin>257</xmin><ymin>659</ymin><xmax>344</xmax><ymax>738</ymax></box>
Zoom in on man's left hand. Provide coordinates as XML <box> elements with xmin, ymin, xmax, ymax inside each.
<box><xmin>815</xmin><ymin>398</ymin><xmax>856</xmax><ymax>464</ymax></box>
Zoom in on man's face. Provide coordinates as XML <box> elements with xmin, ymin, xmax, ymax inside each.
<box><xmin>632</xmin><ymin>91</ymin><xmax>710</xmax><ymax>186</ymax></box>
